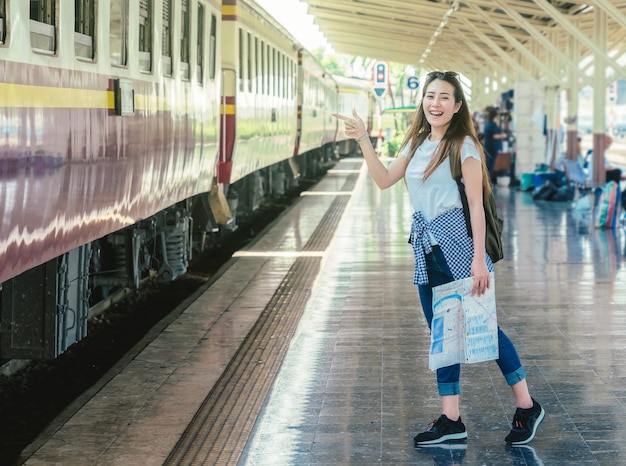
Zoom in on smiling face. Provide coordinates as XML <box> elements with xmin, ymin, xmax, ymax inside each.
<box><xmin>423</xmin><ymin>79</ymin><xmax>462</xmax><ymax>137</ymax></box>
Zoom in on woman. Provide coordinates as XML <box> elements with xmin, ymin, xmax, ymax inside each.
<box><xmin>333</xmin><ymin>71</ymin><xmax>544</xmax><ymax>446</ymax></box>
<box><xmin>483</xmin><ymin>108</ymin><xmax>508</xmax><ymax>183</ymax></box>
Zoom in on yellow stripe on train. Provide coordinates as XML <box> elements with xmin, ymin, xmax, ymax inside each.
<box><xmin>220</xmin><ymin>104</ymin><xmax>236</xmax><ymax>115</ymax></box>
<box><xmin>0</xmin><ymin>83</ymin><xmax>188</xmax><ymax>112</ymax></box>
<box><xmin>222</xmin><ymin>6</ymin><xmax>236</xmax><ymax>16</ymax></box>
<box><xmin>337</xmin><ymin>88</ymin><xmax>365</xmax><ymax>94</ymax></box>
<box><xmin>0</xmin><ymin>83</ymin><xmax>113</xmax><ymax>109</ymax></box>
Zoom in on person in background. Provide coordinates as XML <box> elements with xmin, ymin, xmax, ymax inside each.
<box><xmin>575</xmin><ymin>136</ymin><xmax>586</xmax><ymax>168</ymax></box>
<box><xmin>332</xmin><ymin>71</ymin><xmax>544</xmax><ymax>448</ymax></box>
<box><xmin>472</xmin><ymin>111</ymin><xmax>483</xmax><ymax>143</ymax></box>
<box><xmin>587</xmin><ymin>134</ymin><xmax>625</xmax><ymax>183</ymax></box>
<box><xmin>483</xmin><ymin>108</ymin><xmax>508</xmax><ymax>184</ymax></box>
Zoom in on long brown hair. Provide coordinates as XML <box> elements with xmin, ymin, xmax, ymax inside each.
<box><xmin>399</xmin><ymin>71</ymin><xmax>492</xmax><ymax>197</ymax></box>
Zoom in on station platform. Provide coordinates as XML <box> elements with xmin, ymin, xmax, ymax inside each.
<box><xmin>20</xmin><ymin>157</ymin><xmax>626</xmax><ymax>465</ymax></box>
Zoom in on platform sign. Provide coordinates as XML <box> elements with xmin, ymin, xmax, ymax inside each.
<box><xmin>373</xmin><ymin>61</ymin><xmax>388</xmax><ymax>98</ymax></box>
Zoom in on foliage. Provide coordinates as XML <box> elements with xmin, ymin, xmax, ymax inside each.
<box><xmin>382</xmin><ymin>131</ymin><xmax>406</xmax><ymax>157</ymax></box>
<box><xmin>313</xmin><ymin>47</ymin><xmax>348</xmax><ymax>76</ymax></box>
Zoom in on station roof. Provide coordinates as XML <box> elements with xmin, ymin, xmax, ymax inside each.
<box><xmin>304</xmin><ymin>0</ymin><xmax>626</xmax><ymax>85</ymax></box>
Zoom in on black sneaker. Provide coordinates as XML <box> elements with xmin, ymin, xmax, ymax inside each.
<box><xmin>505</xmin><ymin>398</ymin><xmax>545</xmax><ymax>445</ymax></box>
<box><xmin>413</xmin><ymin>414</ymin><xmax>468</xmax><ymax>446</ymax></box>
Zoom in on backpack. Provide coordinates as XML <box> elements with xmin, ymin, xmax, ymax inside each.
<box><xmin>532</xmin><ymin>180</ymin><xmax>558</xmax><ymax>201</ymax></box>
<box><xmin>450</xmin><ymin>153</ymin><xmax>504</xmax><ymax>263</ymax></box>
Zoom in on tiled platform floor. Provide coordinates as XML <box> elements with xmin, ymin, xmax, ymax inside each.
<box><xmin>21</xmin><ymin>158</ymin><xmax>626</xmax><ymax>466</ymax></box>
<box><xmin>240</xmin><ymin>167</ymin><xmax>626</xmax><ymax>465</ymax></box>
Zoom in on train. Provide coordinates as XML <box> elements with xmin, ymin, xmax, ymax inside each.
<box><xmin>0</xmin><ymin>0</ymin><xmax>374</xmax><ymax>361</ymax></box>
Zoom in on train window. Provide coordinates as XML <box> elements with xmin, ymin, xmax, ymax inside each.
<box><xmin>162</xmin><ymin>0</ymin><xmax>172</xmax><ymax>76</ymax></box>
<box><xmin>180</xmin><ymin>0</ymin><xmax>190</xmax><ymax>79</ymax></box>
<box><xmin>277</xmin><ymin>52</ymin><xmax>281</xmax><ymax>98</ymax></box>
<box><xmin>254</xmin><ymin>37</ymin><xmax>259</xmax><ymax>93</ymax></box>
<box><xmin>247</xmin><ymin>32</ymin><xmax>252</xmax><ymax>92</ymax></box>
<box><xmin>0</xmin><ymin>0</ymin><xmax>5</xmax><ymax>43</ymax></box>
<box><xmin>110</xmin><ymin>0</ymin><xmax>129</xmax><ymax>66</ymax></box>
<box><xmin>288</xmin><ymin>59</ymin><xmax>292</xmax><ymax>99</ymax></box>
<box><xmin>291</xmin><ymin>61</ymin><xmax>294</xmax><ymax>97</ymax></box>
<box><xmin>260</xmin><ymin>41</ymin><xmax>265</xmax><ymax>95</ymax></box>
<box><xmin>75</xmin><ymin>0</ymin><xmax>95</xmax><ymax>59</ymax></box>
<box><xmin>209</xmin><ymin>13</ymin><xmax>216</xmax><ymax>80</ymax></box>
<box><xmin>278</xmin><ymin>52</ymin><xmax>285</xmax><ymax>97</ymax></box>
<box><xmin>274</xmin><ymin>50</ymin><xmax>280</xmax><ymax>97</ymax></box>
<box><xmin>278</xmin><ymin>54</ymin><xmax>282</xmax><ymax>98</ymax></box>
<box><xmin>287</xmin><ymin>60</ymin><xmax>293</xmax><ymax>99</ymax></box>
<box><xmin>275</xmin><ymin>49</ymin><xmax>279</xmax><ymax>97</ymax></box>
<box><xmin>267</xmin><ymin>48</ymin><xmax>270</xmax><ymax>96</ymax></box>
<box><xmin>30</xmin><ymin>0</ymin><xmax>56</xmax><ymax>52</ymax></box>
<box><xmin>276</xmin><ymin>50</ymin><xmax>280</xmax><ymax>98</ymax></box>
<box><xmin>291</xmin><ymin>59</ymin><xmax>294</xmax><ymax>99</ymax></box>
<box><xmin>196</xmin><ymin>3</ymin><xmax>204</xmax><ymax>83</ymax></box>
<box><xmin>139</xmin><ymin>0</ymin><xmax>153</xmax><ymax>72</ymax></box>
<box><xmin>282</xmin><ymin>55</ymin><xmax>287</xmax><ymax>98</ymax></box>
<box><xmin>267</xmin><ymin>44</ymin><xmax>271</xmax><ymax>95</ymax></box>
<box><xmin>238</xmin><ymin>28</ymin><xmax>244</xmax><ymax>92</ymax></box>
<box><xmin>272</xmin><ymin>48</ymin><xmax>276</xmax><ymax>96</ymax></box>
<box><xmin>288</xmin><ymin>58</ymin><xmax>292</xmax><ymax>98</ymax></box>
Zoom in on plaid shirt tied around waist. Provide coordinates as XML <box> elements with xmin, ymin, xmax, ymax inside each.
<box><xmin>408</xmin><ymin>208</ymin><xmax>494</xmax><ymax>285</ymax></box>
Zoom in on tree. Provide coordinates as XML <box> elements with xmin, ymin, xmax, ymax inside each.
<box><xmin>313</xmin><ymin>47</ymin><xmax>346</xmax><ymax>76</ymax></box>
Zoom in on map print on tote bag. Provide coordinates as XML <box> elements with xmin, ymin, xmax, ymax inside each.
<box><xmin>429</xmin><ymin>273</ymin><xmax>499</xmax><ymax>371</ymax></box>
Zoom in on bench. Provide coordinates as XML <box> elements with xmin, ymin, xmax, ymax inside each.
<box><xmin>562</xmin><ymin>159</ymin><xmax>603</xmax><ymax>193</ymax></box>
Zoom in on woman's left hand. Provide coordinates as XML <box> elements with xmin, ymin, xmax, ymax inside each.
<box><xmin>470</xmin><ymin>259</ymin><xmax>491</xmax><ymax>296</ymax></box>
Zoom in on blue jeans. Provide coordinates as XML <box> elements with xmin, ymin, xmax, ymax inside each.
<box><xmin>417</xmin><ymin>246</ymin><xmax>526</xmax><ymax>396</ymax></box>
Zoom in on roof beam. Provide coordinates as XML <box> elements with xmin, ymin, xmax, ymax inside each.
<box><xmin>466</xmin><ymin>3</ymin><xmax>562</xmax><ymax>84</ymax></box>
<box><xmin>454</xmin><ymin>16</ymin><xmax>542</xmax><ymax>88</ymax></box>
<box><xmin>301</xmin><ymin>0</ymin><xmax>625</xmax><ymax>86</ymax></box>
<box><xmin>492</xmin><ymin>0</ymin><xmax>590</xmax><ymax>86</ymax></box>
<box><xmin>533</xmin><ymin>0</ymin><xmax>624</xmax><ymax>74</ymax></box>
<box><xmin>592</xmin><ymin>0</ymin><xmax>626</xmax><ymax>31</ymax></box>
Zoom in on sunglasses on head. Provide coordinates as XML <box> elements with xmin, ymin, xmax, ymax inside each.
<box><xmin>427</xmin><ymin>71</ymin><xmax>459</xmax><ymax>80</ymax></box>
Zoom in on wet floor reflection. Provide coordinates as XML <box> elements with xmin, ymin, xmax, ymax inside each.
<box><xmin>414</xmin><ymin>443</ymin><xmax>547</xmax><ymax>466</ymax></box>
<box><xmin>414</xmin><ymin>443</ymin><xmax>467</xmax><ymax>465</ymax></box>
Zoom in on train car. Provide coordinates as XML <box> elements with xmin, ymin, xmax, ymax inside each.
<box><xmin>333</xmin><ymin>74</ymin><xmax>375</xmax><ymax>156</ymax></box>
<box><xmin>0</xmin><ymin>0</ymin><xmax>224</xmax><ymax>360</ymax></box>
<box><xmin>219</xmin><ymin>0</ymin><xmax>300</xmax><ymax>215</ymax></box>
<box><xmin>0</xmin><ymin>0</ymin><xmax>353</xmax><ymax>363</ymax></box>
<box><xmin>295</xmin><ymin>48</ymin><xmax>338</xmax><ymax>166</ymax></box>
<box><xmin>215</xmin><ymin>0</ymin><xmax>343</xmax><ymax>219</ymax></box>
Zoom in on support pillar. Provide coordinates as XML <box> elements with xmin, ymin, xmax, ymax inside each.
<box><xmin>565</xmin><ymin>38</ymin><xmax>580</xmax><ymax>160</ymax></box>
<box><xmin>591</xmin><ymin>8</ymin><xmax>607</xmax><ymax>185</ymax></box>
<box><xmin>545</xmin><ymin>85</ymin><xmax>559</xmax><ymax>170</ymax></box>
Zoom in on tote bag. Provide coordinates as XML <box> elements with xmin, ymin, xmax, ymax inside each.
<box><xmin>429</xmin><ymin>273</ymin><xmax>499</xmax><ymax>371</ymax></box>
<box><xmin>594</xmin><ymin>181</ymin><xmax>620</xmax><ymax>229</ymax></box>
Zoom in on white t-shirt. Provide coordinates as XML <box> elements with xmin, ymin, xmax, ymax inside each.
<box><xmin>401</xmin><ymin>136</ymin><xmax>481</xmax><ymax>221</ymax></box>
